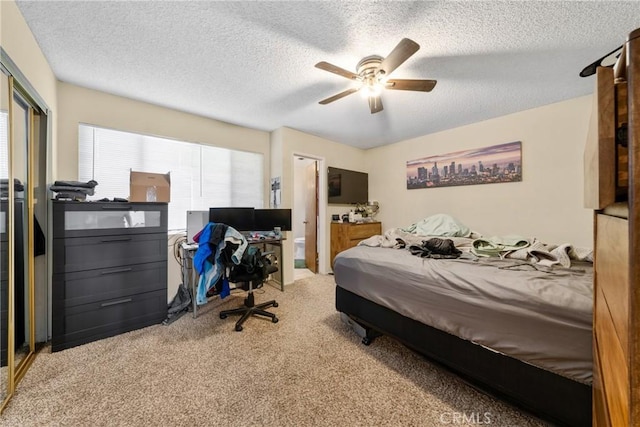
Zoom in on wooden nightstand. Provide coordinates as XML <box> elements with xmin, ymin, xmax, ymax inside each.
<box><xmin>330</xmin><ymin>221</ymin><xmax>382</xmax><ymax>266</ymax></box>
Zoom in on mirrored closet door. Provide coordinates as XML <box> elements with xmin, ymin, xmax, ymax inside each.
<box><xmin>1</xmin><ymin>56</ymin><xmax>49</xmax><ymax>412</ymax></box>
<box><xmin>11</xmin><ymin>82</ymin><xmax>30</xmax><ymax>376</ymax></box>
<box><xmin>0</xmin><ymin>59</ymin><xmax>10</xmax><ymax>409</ymax></box>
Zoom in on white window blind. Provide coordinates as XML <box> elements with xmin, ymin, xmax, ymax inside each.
<box><xmin>78</xmin><ymin>124</ymin><xmax>264</xmax><ymax>231</ymax></box>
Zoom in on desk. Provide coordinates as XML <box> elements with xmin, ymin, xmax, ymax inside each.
<box><xmin>181</xmin><ymin>237</ymin><xmax>284</xmax><ymax>319</ymax></box>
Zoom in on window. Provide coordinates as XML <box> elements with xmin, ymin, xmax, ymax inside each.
<box><xmin>78</xmin><ymin>124</ymin><xmax>264</xmax><ymax>231</ymax></box>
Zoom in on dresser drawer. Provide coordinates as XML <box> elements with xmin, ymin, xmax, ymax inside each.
<box><xmin>348</xmin><ymin>223</ymin><xmax>382</xmax><ymax>239</ymax></box>
<box><xmin>53</xmin><ymin>201</ymin><xmax>168</xmax><ymax>238</ymax></box>
<box><xmin>52</xmin><ymin>289</ymin><xmax>167</xmax><ymax>352</ymax></box>
<box><xmin>0</xmin><ymin>316</ymin><xmax>6</xmax><ymax>365</ymax></box>
<box><xmin>1</xmin><ymin>279</ymin><xmax>6</xmax><ymax>311</ymax></box>
<box><xmin>331</xmin><ymin>222</ymin><xmax>382</xmax><ymax>267</ymax></box>
<box><xmin>53</xmin><ymin>233</ymin><xmax>167</xmax><ymax>273</ymax></box>
<box><xmin>1</xmin><ymin>241</ymin><xmax>6</xmax><ymax>277</ymax></box>
<box><xmin>53</xmin><ymin>261</ymin><xmax>167</xmax><ymax>308</ymax></box>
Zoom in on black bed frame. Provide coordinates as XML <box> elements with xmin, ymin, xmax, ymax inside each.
<box><xmin>335</xmin><ymin>286</ymin><xmax>591</xmax><ymax>427</ymax></box>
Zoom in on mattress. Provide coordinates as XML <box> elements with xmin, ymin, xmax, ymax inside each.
<box><xmin>333</xmin><ymin>245</ymin><xmax>593</xmax><ymax>384</ymax></box>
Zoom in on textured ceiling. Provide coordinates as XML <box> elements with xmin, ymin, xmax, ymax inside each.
<box><xmin>15</xmin><ymin>1</ymin><xmax>640</xmax><ymax>149</ymax></box>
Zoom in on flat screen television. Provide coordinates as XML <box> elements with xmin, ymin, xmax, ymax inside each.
<box><xmin>254</xmin><ymin>209</ymin><xmax>292</xmax><ymax>231</ymax></box>
<box><xmin>209</xmin><ymin>207</ymin><xmax>255</xmax><ymax>231</ymax></box>
<box><xmin>327</xmin><ymin>167</ymin><xmax>369</xmax><ymax>205</ymax></box>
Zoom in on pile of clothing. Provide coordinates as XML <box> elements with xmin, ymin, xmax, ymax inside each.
<box><xmin>50</xmin><ymin>180</ymin><xmax>98</xmax><ymax>201</ymax></box>
<box><xmin>0</xmin><ymin>178</ymin><xmax>24</xmax><ymax>198</ymax></box>
<box><xmin>406</xmin><ymin>237</ymin><xmax>462</xmax><ymax>259</ymax></box>
<box><xmin>472</xmin><ymin>236</ymin><xmax>593</xmax><ymax>268</ymax></box>
<box><xmin>193</xmin><ymin>223</ymin><xmax>248</xmax><ymax>305</ymax></box>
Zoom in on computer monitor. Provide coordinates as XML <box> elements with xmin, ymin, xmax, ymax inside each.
<box><xmin>186</xmin><ymin>210</ymin><xmax>209</xmax><ymax>243</ymax></box>
<box><xmin>254</xmin><ymin>209</ymin><xmax>292</xmax><ymax>231</ymax></box>
<box><xmin>209</xmin><ymin>207</ymin><xmax>255</xmax><ymax>232</ymax></box>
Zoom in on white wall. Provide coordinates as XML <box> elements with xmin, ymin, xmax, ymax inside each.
<box><xmin>366</xmin><ymin>96</ymin><xmax>593</xmax><ymax>248</ymax></box>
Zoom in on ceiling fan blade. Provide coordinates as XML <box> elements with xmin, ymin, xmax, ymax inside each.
<box><xmin>315</xmin><ymin>61</ymin><xmax>359</xmax><ymax>80</ymax></box>
<box><xmin>368</xmin><ymin>95</ymin><xmax>384</xmax><ymax>114</ymax></box>
<box><xmin>319</xmin><ymin>88</ymin><xmax>359</xmax><ymax>105</ymax></box>
<box><xmin>386</xmin><ymin>79</ymin><xmax>437</xmax><ymax>92</ymax></box>
<box><xmin>381</xmin><ymin>38</ymin><xmax>420</xmax><ymax>76</ymax></box>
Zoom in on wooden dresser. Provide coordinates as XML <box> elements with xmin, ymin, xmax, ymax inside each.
<box><xmin>585</xmin><ymin>27</ymin><xmax>640</xmax><ymax>426</ymax></box>
<box><xmin>330</xmin><ymin>221</ymin><xmax>381</xmax><ymax>266</ymax></box>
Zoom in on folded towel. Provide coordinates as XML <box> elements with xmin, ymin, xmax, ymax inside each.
<box><xmin>53</xmin><ymin>180</ymin><xmax>98</xmax><ymax>189</ymax></box>
<box><xmin>54</xmin><ymin>190</ymin><xmax>88</xmax><ymax>201</ymax></box>
<box><xmin>0</xmin><ymin>178</ymin><xmax>24</xmax><ymax>191</ymax></box>
<box><xmin>50</xmin><ymin>185</ymin><xmax>96</xmax><ymax>196</ymax></box>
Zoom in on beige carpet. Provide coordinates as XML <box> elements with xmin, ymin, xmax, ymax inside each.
<box><xmin>2</xmin><ymin>275</ymin><xmax>546</xmax><ymax>426</ymax></box>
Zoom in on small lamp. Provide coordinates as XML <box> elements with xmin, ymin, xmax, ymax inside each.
<box><xmin>367</xmin><ymin>201</ymin><xmax>379</xmax><ymax>217</ymax></box>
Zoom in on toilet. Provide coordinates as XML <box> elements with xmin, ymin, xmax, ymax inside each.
<box><xmin>294</xmin><ymin>237</ymin><xmax>305</xmax><ymax>260</ymax></box>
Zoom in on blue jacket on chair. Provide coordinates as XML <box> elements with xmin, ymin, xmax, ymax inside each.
<box><xmin>193</xmin><ymin>223</ymin><xmax>248</xmax><ymax>305</ymax></box>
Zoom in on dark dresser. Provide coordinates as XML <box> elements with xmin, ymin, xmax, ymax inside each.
<box><xmin>52</xmin><ymin>201</ymin><xmax>168</xmax><ymax>352</ymax></box>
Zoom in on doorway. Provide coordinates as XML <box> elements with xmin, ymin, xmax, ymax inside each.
<box><xmin>292</xmin><ymin>156</ymin><xmax>318</xmax><ymax>281</ymax></box>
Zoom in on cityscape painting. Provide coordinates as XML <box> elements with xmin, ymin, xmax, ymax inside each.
<box><xmin>406</xmin><ymin>141</ymin><xmax>522</xmax><ymax>189</ymax></box>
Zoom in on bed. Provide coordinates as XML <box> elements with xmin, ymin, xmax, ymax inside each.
<box><xmin>334</xmin><ymin>26</ymin><xmax>640</xmax><ymax>427</ymax></box>
<box><xmin>334</xmin><ymin>230</ymin><xmax>593</xmax><ymax>426</ymax></box>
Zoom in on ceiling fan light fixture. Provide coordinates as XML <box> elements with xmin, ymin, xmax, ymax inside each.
<box><xmin>360</xmin><ymin>77</ymin><xmax>384</xmax><ymax>98</ymax></box>
<box><xmin>316</xmin><ymin>38</ymin><xmax>436</xmax><ymax>112</ymax></box>
<box><xmin>377</xmin><ymin>69</ymin><xmax>388</xmax><ymax>83</ymax></box>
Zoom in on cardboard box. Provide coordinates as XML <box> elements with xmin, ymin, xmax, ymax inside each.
<box><xmin>129</xmin><ymin>171</ymin><xmax>171</xmax><ymax>202</ymax></box>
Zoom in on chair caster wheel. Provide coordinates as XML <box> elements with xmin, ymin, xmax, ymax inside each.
<box><xmin>272</xmin><ymin>317</ymin><xmax>279</xmax><ymax>323</ymax></box>
<box><xmin>362</xmin><ymin>337</ymin><xmax>372</xmax><ymax>346</ymax></box>
<box><xmin>220</xmin><ymin>314</ymin><xmax>227</xmax><ymax>319</ymax></box>
<box><xmin>235</xmin><ymin>325</ymin><xmax>243</xmax><ymax>332</ymax></box>
<box><xmin>273</xmin><ymin>302</ymin><xmax>279</xmax><ymax>308</ymax></box>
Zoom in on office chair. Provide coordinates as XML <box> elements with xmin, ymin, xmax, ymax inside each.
<box><xmin>219</xmin><ymin>244</ymin><xmax>279</xmax><ymax>331</ymax></box>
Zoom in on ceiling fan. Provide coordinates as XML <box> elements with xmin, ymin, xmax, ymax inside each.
<box><xmin>315</xmin><ymin>38</ymin><xmax>437</xmax><ymax>114</ymax></box>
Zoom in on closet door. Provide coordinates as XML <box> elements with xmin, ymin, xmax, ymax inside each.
<box><xmin>0</xmin><ymin>60</ymin><xmax>49</xmax><ymax>413</ymax></box>
<box><xmin>0</xmin><ymin>60</ymin><xmax>10</xmax><ymax>410</ymax></box>
<box><xmin>10</xmin><ymin>85</ymin><xmax>30</xmax><ymax>376</ymax></box>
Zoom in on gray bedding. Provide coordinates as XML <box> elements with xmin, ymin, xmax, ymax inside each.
<box><xmin>333</xmin><ymin>245</ymin><xmax>593</xmax><ymax>384</ymax></box>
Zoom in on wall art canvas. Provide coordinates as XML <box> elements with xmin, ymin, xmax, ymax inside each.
<box><xmin>270</xmin><ymin>176</ymin><xmax>281</xmax><ymax>208</ymax></box>
<box><xmin>406</xmin><ymin>141</ymin><xmax>522</xmax><ymax>189</ymax></box>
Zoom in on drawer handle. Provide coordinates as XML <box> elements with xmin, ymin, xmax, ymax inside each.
<box><xmin>100</xmin><ymin>237</ymin><xmax>132</xmax><ymax>243</ymax></box>
<box><xmin>100</xmin><ymin>298</ymin><xmax>133</xmax><ymax>308</ymax></box>
<box><xmin>100</xmin><ymin>267</ymin><xmax>133</xmax><ymax>275</ymax></box>
<box><xmin>101</xmin><ymin>206</ymin><xmax>132</xmax><ymax>210</ymax></box>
